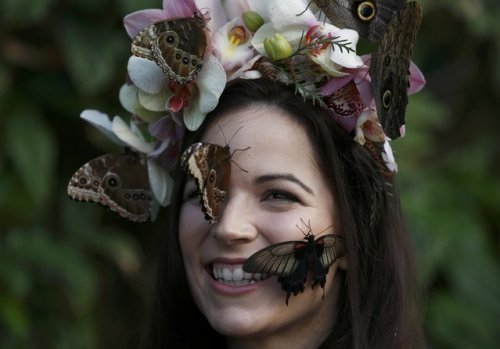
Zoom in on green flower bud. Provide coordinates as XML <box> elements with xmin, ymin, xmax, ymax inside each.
<box><xmin>242</xmin><ymin>11</ymin><xmax>264</xmax><ymax>32</ymax></box>
<box><xmin>264</xmin><ymin>33</ymin><xmax>293</xmax><ymax>61</ymax></box>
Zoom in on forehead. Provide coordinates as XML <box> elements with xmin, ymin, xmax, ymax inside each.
<box><xmin>201</xmin><ymin>104</ymin><xmax>319</xmax><ymax>173</ymax></box>
<box><xmin>202</xmin><ymin>104</ymin><xmax>305</xmax><ymax>146</ymax></box>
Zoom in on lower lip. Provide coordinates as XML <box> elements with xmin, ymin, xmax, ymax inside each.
<box><xmin>206</xmin><ymin>270</ymin><xmax>272</xmax><ymax>296</ymax></box>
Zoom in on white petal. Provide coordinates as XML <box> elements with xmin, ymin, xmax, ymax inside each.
<box><xmin>197</xmin><ymin>55</ymin><xmax>227</xmax><ymax>112</ymax></box>
<box><xmin>183</xmin><ymin>56</ymin><xmax>226</xmax><ymax>131</ymax></box>
<box><xmin>119</xmin><ymin>84</ymin><xmax>164</xmax><ymax>122</ymax></box>
<box><xmin>195</xmin><ymin>0</ymin><xmax>227</xmax><ymax>32</ymax></box>
<box><xmin>228</xmin><ymin>54</ymin><xmax>262</xmax><ymax>81</ymax></box>
<box><xmin>111</xmin><ymin>116</ymin><xmax>154</xmax><ymax>153</ymax></box>
<box><xmin>247</xmin><ymin>0</ymin><xmax>271</xmax><ymax>18</ymax></box>
<box><xmin>310</xmin><ymin>48</ymin><xmax>348</xmax><ymax>77</ymax></box>
<box><xmin>382</xmin><ymin>140</ymin><xmax>398</xmax><ymax>172</ymax></box>
<box><xmin>252</xmin><ymin>23</ymin><xmax>306</xmax><ymax>56</ymax></box>
<box><xmin>119</xmin><ymin>84</ymin><xmax>139</xmax><ymax>114</ymax></box>
<box><xmin>148</xmin><ymin>159</ymin><xmax>173</xmax><ymax>206</ymax></box>
<box><xmin>138</xmin><ymin>88</ymin><xmax>171</xmax><ymax>112</ymax></box>
<box><xmin>269</xmin><ymin>0</ymin><xmax>315</xmax><ymax>29</ymax></box>
<box><xmin>183</xmin><ymin>92</ymin><xmax>207</xmax><ymax>131</ymax></box>
<box><xmin>127</xmin><ymin>56</ymin><xmax>166</xmax><ymax>94</ymax></box>
<box><xmin>329</xmin><ymin>28</ymin><xmax>363</xmax><ymax>68</ymax></box>
<box><xmin>80</xmin><ymin>110</ymin><xmax>122</xmax><ymax>145</ymax></box>
<box><xmin>222</xmin><ymin>0</ymin><xmax>248</xmax><ymax>19</ymax></box>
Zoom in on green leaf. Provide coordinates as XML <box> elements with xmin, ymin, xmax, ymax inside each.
<box><xmin>0</xmin><ymin>0</ymin><xmax>54</xmax><ymax>25</ymax></box>
<box><xmin>0</xmin><ymin>293</ymin><xmax>29</xmax><ymax>339</ymax></box>
<box><xmin>5</xmin><ymin>108</ymin><xmax>56</xmax><ymax>208</ymax></box>
<box><xmin>58</xmin><ymin>18</ymin><xmax>127</xmax><ymax>95</ymax></box>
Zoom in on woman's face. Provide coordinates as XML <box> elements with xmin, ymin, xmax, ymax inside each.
<box><xmin>179</xmin><ymin>104</ymin><xmax>346</xmax><ymax>347</ymax></box>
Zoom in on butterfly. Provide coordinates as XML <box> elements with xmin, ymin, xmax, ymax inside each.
<box><xmin>314</xmin><ymin>0</ymin><xmax>422</xmax><ymax>139</ymax></box>
<box><xmin>180</xmin><ymin>142</ymin><xmax>232</xmax><ymax>223</ymax></box>
<box><xmin>313</xmin><ymin>0</ymin><xmax>405</xmax><ymax>42</ymax></box>
<box><xmin>369</xmin><ymin>1</ymin><xmax>422</xmax><ymax>139</ymax></box>
<box><xmin>67</xmin><ymin>149</ymin><xmax>151</xmax><ymax>223</ymax></box>
<box><xmin>131</xmin><ymin>13</ymin><xmax>208</xmax><ymax>85</ymax></box>
<box><xmin>243</xmin><ymin>221</ymin><xmax>345</xmax><ymax>304</ymax></box>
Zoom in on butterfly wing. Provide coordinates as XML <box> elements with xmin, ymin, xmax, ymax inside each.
<box><xmin>131</xmin><ymin>15</ymin><xmax>207</xmax><ymax>84</ymax></box>
<box><xmin>370</xmin><ymin>1</ymin><xmax>422</xmax><ymax>139</ymax></box>
<box><xmin>67</xmin><ymin>151</ymin><xmax>151</xmax><ymax>222</ymax></box>
<box><xmin>314</xmin><ymin>0</ymin><xmax>405</xmax><ymax>42</ymax></box>
<box><xmin>316</xmin><ymin>234</ymin><xmax>345</xmax><ymax>270</ymax></box>
<box><xmin>181</xmin><ymin>142</ymin><xmax>231</xmax><ymax>223</ymax></box>
<box><xmin>242</xmin><ymin>240</ymin><xmax>304</xmax><ymax>276</ymax></box>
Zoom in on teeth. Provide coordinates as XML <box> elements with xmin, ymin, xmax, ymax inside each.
<box><xmin>212</xmin><ymin>264</ymin><xmax>269</xmax><ymax>285</ymax></box>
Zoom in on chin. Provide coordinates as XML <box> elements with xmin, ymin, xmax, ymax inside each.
<box><xmin>207</xmin><ymin>310</ymin><xmax>267</xmax><ymax>337</ymax></box>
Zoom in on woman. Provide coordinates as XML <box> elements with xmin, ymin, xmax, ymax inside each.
<box><xmin>143</xmin><ymin>78</ymin><xmax>423</xmax><ymax>349</ymax></box>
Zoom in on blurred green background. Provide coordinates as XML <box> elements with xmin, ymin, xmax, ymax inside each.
<box><xmin>0</xmin><ymin>0</ymin><xmax>498</xmax><ymax>348</ymax></box>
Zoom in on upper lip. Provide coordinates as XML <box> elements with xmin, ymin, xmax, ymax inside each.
<box><xmin>205</xmin><ymin>257</ymin><xmax>248</xmax><ymax>266</ymax></box>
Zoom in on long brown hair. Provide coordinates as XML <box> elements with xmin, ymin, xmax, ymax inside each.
<box><xmin>142</xmin><ymin>78</ymin><xmax>423</xmax><ymax>349</ymax></box>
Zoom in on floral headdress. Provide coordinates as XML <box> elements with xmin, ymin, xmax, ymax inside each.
<box><xmin>70</xmin><ymin>0</ymin><xmax>425</xmax><ymax>222</ymax></box>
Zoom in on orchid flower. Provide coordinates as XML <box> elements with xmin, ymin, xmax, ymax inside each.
<box><xmin>123</xmin><ymin>0</ymin><xmax>228</xmax><ymax>131</ymax></box>
<box><xmin>80</xmin><ymin>109</ymin><xmax>173</xmax><ymax>207</ymax></box>
<box><xmin>251</xmin><ymin>0</ymin><xmax>363</xmax><ymax>76</ymax></box>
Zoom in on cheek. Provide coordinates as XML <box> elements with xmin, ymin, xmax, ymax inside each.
<box><xmin>179</xmin><ymin>203</ymin><xmax>209</xmax><ymax>257</ymax></box>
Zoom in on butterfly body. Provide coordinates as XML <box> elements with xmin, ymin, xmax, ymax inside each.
<box><xmin>180</xmin><ymin>142</ymin><xmax>232</xmax><ymax>223</ymax></box>
<box><xmin>243</xmin><ymin>232</ymin><xmax>345</xmax><ymax>304</ymax></box>
<box><xmin>131</xmin><ymin>14</ymin><xmax>207</xmax><ymax>84</ymax></box>
<box><xmin>67</xmin><ymin>151</ymin><xmax>151</xmax><ymax>222</ymax></box>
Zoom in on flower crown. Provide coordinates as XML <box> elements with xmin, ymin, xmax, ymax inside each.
<box><xmin>69</xmin><ymin>0</ymin><xmax>425</xmax><ymax>222</ymax></box>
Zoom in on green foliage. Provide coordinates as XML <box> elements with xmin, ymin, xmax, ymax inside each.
<box><xmin>0</xmin><ymin>0</ymin><xmax>499</xmax><ymax>348</ymax></box>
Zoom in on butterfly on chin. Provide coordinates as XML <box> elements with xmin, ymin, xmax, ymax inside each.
<box><xmin>243</xmin><ymin>220</ymin><xmax>345</xmax><ymax>305</ymax></box>
<box><xmin>131</xmin><ymin>13</ymin><xmax>208</xmax><ymax>85</ymax></box>
<box><xmin>67</xmin><ymin>150</ymin><xmax>152</xmax><ymax>223</ymax></box>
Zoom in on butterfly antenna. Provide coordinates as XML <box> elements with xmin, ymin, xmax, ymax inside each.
<box><xmin>317</xmin><ymin>224</ymin><xmax>334</xmax><ymax>235</ymax></box>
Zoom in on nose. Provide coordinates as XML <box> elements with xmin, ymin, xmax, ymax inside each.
<box><xmin>210</xmin><ymin>194</ymin><xmax>258</xmax><ymax>245</ymax></box>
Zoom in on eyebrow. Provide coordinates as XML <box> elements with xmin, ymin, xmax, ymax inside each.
<box><xmin>255</xmin><ymin>173</ymin><xmax>314</xmax><ymax>195</ymax></box>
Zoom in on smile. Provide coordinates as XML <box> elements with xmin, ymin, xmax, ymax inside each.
<box><xmin>210</xmin><ymin>264</ymin><xmax>270</xmax><ymax>286</ymax></box>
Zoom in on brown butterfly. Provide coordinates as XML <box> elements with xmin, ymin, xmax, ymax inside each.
<box><xmin>181</xmin><ymin>138</ymin><xmax>250</xmax><ymax>224</ymax></box>
<box><xmin>67</xmin><ymin>150</ymin><xmax>151</xmax><ymax>222</ymax></box>
<box><xmin>131</xmin><ymin>13</ymin><xmax>208</xmax><ymax>85</ymax></box>
<box><xmin>243</xmin><ymin>220</ymin><xmax>345</xmax><ymax>304</ymax></box>
<box><xmin>369</xmin><ymin>1</ymin><xmax>422</xmax><ymax>139</ymax></box>
<box><xmin>313</xmin><ymin>0</ymin><xmax>405</xmax><ymax>42</ymax></box>
<box><xmin>180</xmin><ymin>142</ymin><xmax>232</xmax><ymax>223</ymax></box>
<box><xmin>314</xmin><ymin>0</ymin><xmax>422</xmax><ymax>139</ymax></box>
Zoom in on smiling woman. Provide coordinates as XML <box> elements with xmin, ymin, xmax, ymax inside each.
<box><xmin>143</xmin><ymin>78</ymin><xmax>423</xmax><ymax>349</ymax></box>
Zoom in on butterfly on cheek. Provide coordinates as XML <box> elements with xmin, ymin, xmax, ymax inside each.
<box><xmin>243</xmin><ymin>220</ymin><xmax>345</xmax><ymax>305</ymax></box>
<box><xmin>67</xmin><ymin>150</ymin><xmax>152</xmax><ymax>223</ymax></box>
<box><xmin>180</xmin><ymin>142</ymin><xmax>232</xmax><ymax>224</ymax></box>
<box><xmin>314</xmin><ymin>0</ymin><xmax>422</xmax><ymax>139</ymax></box>
<box><xmin>131</xmin><ymin>13</ymin><xmax>208</xmax><ymax>85</ymax></box>
<box><xmin>180</xmin><ymin>141</ymin><xmax>250</xmax><ymax>224</ymax></box>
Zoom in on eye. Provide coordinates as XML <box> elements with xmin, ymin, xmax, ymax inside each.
<box><xmin>262</xmin><ymin>190</ymin><xmax>300</xmax><ymax>203</ymax></box>
<box><xmin>182</xmin><ymin>180</ymin><xmax>200</xmax><ymax>203</ymax></box>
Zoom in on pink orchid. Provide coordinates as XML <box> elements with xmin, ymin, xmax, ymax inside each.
<box><xmin>124</xmin><ymin>0</ymin><xmax>198</xmax><ymax>38</ymax></box>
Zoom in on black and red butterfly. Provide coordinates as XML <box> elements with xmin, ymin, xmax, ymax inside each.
<box><xmin>243</xmin><ymin>220</ymin><xmax>345</xmax><ymax>304</ymax></box>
